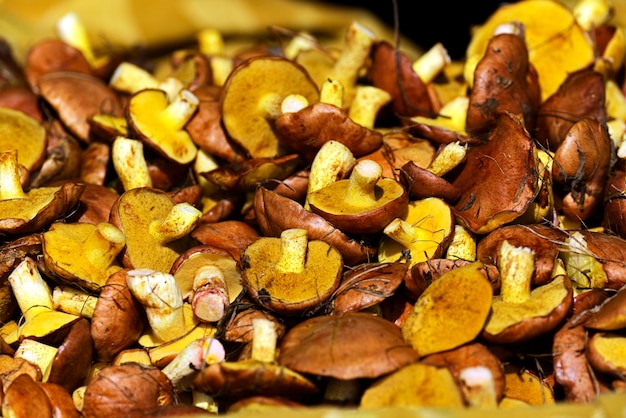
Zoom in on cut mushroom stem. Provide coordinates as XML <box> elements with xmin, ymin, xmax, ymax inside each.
<box><xmin>275</xmin><ymin>228</ymin><xmax>309</xmax><ymax>274</ymax></box>
<box><xmin>126</xmin><ymin>269</ymin><xmax>186</xmax><ymax>343</ymax></box>
<box><xmin>320</xmin><ymin>78</ymin><xmax>344</xmax><ymax>107</ymax></box>
<box><xmin>281</xmin><ymin>94</ymin><xmax>310</xmax><ymax>114</ymax></box>
<box><xmin>160</xmin><ymin>89</ymin><xmax>200</xmax><ymax>131</ymax></box>
<box><xmin>344</xmin><ymin>160</ymin><xmax>383</xmax><ymax>207</ymax></box>
<box><xmin>498</xmin><ymin>240</ymin><xmax>535</xmax><ymax>304</ymax></box>
<box><xmin>161</xmin><ymin>336</ymin><xmax>225</xmax><ymax>392</ymax></box>
<box><xmin>250</xmin><ymin>317</ymin><xmax>278</xmax><ymax>363</ymax></box>
<box><xmin>197</xmin><ymin>28</ymin><xmax>225</xmax><ymax>55</ymax></box>
<box><xmin>84</xmin><ymin>222</ymin><xmax>127</xmax><ymax>271</ymax></box>
<box><xmin>191</xmin><ymin>265</ymin><xmax>230</xmax><ymax>323</ymax></box>
<box><xmin>14</xmin><ymin>339</ymin><xmax>58</xmax><ymax>382</ymax></box>
<box><xmin>411</xmin><ymin>42</ymin><xmax>451</xmax><ymax>84</ymax></box>
<box><xmin>561</xmin><ymin>231</ymin><xmax>607</xmax><ymax>288</ymax></box>
<box><xmin>348</xmin><ymin>85</ymin><xmax>392</xmax><ymax>129</ymax></box>
<box><xmin>109</xmin><ymin>62</ymin><xmax>161</xmax><ymax>94</ymax></box>
<box><xmin>305</xmin><ymin>140</ymin><xmax>356</xmax><ymax>210</ymax></box>
<box><xmin>112</xmin><ymin>136</ymin><xmax>153</xmax><ymax>190</ymax></box>
<box><xmin>427</xmin><ymin>141</ymin><xmax>467</xmax><ymax>176</ymax></box>
<box><xmin>149</xmin><ymin>202</ymin><xmax>203</xmax><ymax>244</ymax></box>
<box><xmin>52</xmin><ymin>286</ymin><xmax>98</xmax><ymax>318</ymax></box>
<box><xmin>55</xmin><ymin>11</ymin><xmax>104</xmax><ymax>68</ymax></box>
<box><xmin>326</xmin><ymin>21</ymin><xmax>376</xmax><ymax>105</ymax></box>
<box><xmin>446</xmin><ymin>225</ymin><xmax>477</xmax><ymax>261</ymax></box>
<box><xmin>0</xmin><ymin>150</ymin><xmax>26</xmax><ymax>200</ymax></box>
<box><xmin>9</xmin><ymin>257</ymin><xmax>54</xmax><ymax>321</ymax></box>
<box><xmin>459</xmin><ymin>366</ymin><xmax>498</xmax><ymax>408</ymax></box>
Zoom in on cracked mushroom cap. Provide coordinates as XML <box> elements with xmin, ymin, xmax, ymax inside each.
<box><xmin>220</xmin><ymin>56</ymin><xmax>319</xmax><ymax>158</ymax></box>
<box><xmin>278</xmin><ymin>312</ymin><xmax>419</xmax><ymax>380</ymax></box>
<box><xmin>307</xmin><ymin>159</ymin><xmax>408</xmax><ymax>235</ymax></box>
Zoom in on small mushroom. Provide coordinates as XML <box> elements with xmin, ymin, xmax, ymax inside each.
<box><xmin>0</xmin><ymin>150</ymin><xmax>84</xmax><ymax>235</ymax></box>
<box><xmin>307</xmin><ymin>159</ymin><xmax>408</xmax><ymax>235</ymax></box>
<box><xmin>109</xmin><ymin>187</ymin><xmax>202</xmax><ymax>273</ymax></box>
<box><xmin>126</xmin><ymin>88</ymin><xmax>199</xmax><ymax>165</ymax></box>
<box><xmin>170</xmin><ymin>245</ymin><xmax>243</xmax><ymax>323</ymax></box>
<box><xmin>240</xmin><ymin>228</ymin><xmax>343</xmax><ymax>315</ymax></box>
<box><xmin>220</xmin><ymin>56</ymin><xmax>319</xmax><ymax>158</ymax></box>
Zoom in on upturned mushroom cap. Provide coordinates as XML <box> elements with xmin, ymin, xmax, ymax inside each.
<box><xmin>109</xmin><ymin>187</ymin><xmax>202</xmax><ymax>273</ymax></box>
<box><xmin>0</xmin><ymin>107</ymin><xmax>47</xmax><ymax>173</ymax></box>
<box><xmin>220</xmin><ymin>56</ymin><xmax>319</xmax><ymax>158</ymax></box>
<box><xmin>587</xmin><ymin>332</ymin><xmax>626</xmax><ymax>377</ymax></box>
<box><xmin>126</xmin><ymin>88</ymin><xmax>199</xmax><ymax>165</ymax></box>
<box><xmin>307</xmin><ymin>159</ymin><xmax>408</xmax><ymax>235</ymax></box>
<box><xmin>240</xmin><ymin>228</ymin><xmax>343</xmax><ymax>315</ymax></box>
<box><xmin>401</xmin><ymin>261</ymin><xmax>493</xmax><ymax>357</ymax></box>
<box><xmin>278</xmin><ymin>312</ymin><xmax>419</xmax><ymax>380</ymax></box>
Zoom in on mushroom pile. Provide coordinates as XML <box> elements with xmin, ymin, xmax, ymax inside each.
<box><xmin>2</xmin><ymin>0</ymin><xmax>626</xmax><ymax>416</ymax></box>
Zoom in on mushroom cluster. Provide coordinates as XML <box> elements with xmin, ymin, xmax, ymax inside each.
<box><xmin>1</xmin><ymin>0</ymin><xmax>626</xmax><ymax>415</ymax></box>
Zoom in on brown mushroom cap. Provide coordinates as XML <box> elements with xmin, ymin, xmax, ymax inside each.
<box><xmin>2</xmin><ymin>373</ymin><xmax>53</xmax><ymax>417</ymax></box>
<box><xmin>47</xmin><ymin>317</ymin><xmax>93</xmax><ymax>393</ymax></box>
<box><xmin>278</xmin><ymin>312</ymin><xmax>419</xmax><ymax>380</ymax></box>
<box><xmin>221</xmin><ymin>56</ymin><xmax>319</xmax><ymax>158</ymax></box>
<box><xmin>37</xmin><ymin>71</ymin><xmax>123</xmax><ymax>143</ymax></box>
<box><xmin>307</xmin><ymin>159</ymin><xmax>408</xmax><ymax>235</ymax></box>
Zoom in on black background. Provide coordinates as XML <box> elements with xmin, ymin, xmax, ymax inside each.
<box><xmin>321</xmin><ymin>0</ymin><xmax>509</xmax><ymax>60</ymax></box>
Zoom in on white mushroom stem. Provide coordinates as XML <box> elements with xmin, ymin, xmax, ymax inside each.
<box><xmin>83</xmin><ymin>223</ymin><xmax>126</xmax><ymax>271</ymax></box>
<box><xmin>305</xmin><ymin>140</ymin><xmax>356</xmax><ymax>210</ymax></box>
<box><xmin>320</xmin><ymin>78</ymin><xmax>344</xmax><ymax>108</ymax></box>
<box><xmin>149</xmin><ymin>202</ymin><xmax>202</xmax><ymax>244</ymax></box>
<box><xmin>192</xmin><ymin>391</ymin><xmax>219</xmax><ymax>413</ymax></box>
<box><xmin>8</xmin><ymin>257</ymin><xmax>54</xmax><ymax>321</ymax></box>
<box><xmin>162</xmin><ymin>336</ymin><xmax>225</xmax><ymax>392</ymax></box>
<box><xmin>191</xmin><ymin>265</ymin><xmax>230</xmax><ymax>323</ymax></box>
<box><xmin>344</xmin><ymin>160</ymin><xmax>382</xmax><ymax>206</ymax></box>
<box><xmin>445</xmin><ymin>225</ymin><xmax>477</xmax><ymax>261</ymax></box>
<box><xmin>250</xmin><ymin>317</ymin><xmax>278</xmax><ymax>363</ymax></box>
<box><xmin>275</xmin><ymin>228</ymin><xmax>308</xmax><ymax>274</ymax></box>
<box><xmin>459</xmin><ymin>366</ymin><xmax>498</xmax><ymax>408</ymax></box>
<box><xmin>160</xmin><ymin>89</ymin><xmax>200</xmax><ymax>131</ymax></box>
<box><xmin>427</xmin><ymin>141</ymin><xmax>467</xmax><ymax>176</ymax></box>
<box><xmin>15</xmin><ymin>339</ymin><xmax>58</xmax><ymax>382</ymax></box>
<box><xmin>411</xmin><ymin>42</ymin><xmax>451</xmax><ymax>84</ymax></box>
<box><xmin>498</xmin><ymin>240</ymin><xmax>536</xmax><ymax>304</ymax></box>
<box><xmin>52</xmin><ymin>286</ymin><xmax>98</xmax><ymax>318</ymax></box>
<box><xmin>126</xmin><ymin>269</ymin><xmax>186</xmax><ymax>343</ymax></box>
<box><xmin>109</xmin><ymin>62</ymin><xmax>160</xmax><ymax>94</ymax></box>
<box><xmin>327</xmin><ymin>20</ymin><xmax>376</xmax><ymax>106</ymax></box>
<box><xmin>0</xmin><ymin>150</ymin><xmax>26</xmax><ymax>200</ymax></box>
<box><xmin>348</xmin><ymin>85</ymin><xmax>392</xmax><ymax>129</ymax></box>
<box><xmin>573</xmin><ymin>0</ymin><xmax>614</xmax><ymax>31</ymax></box>
<box><xmin>383</xmin><ymin>218</ymin><xmax>421</xmax><ymax>250</ymax></box>
<box><xmin>112</xmin><ymin>136</ymin><xmax>153</xmax><ymax>191</ymax></box>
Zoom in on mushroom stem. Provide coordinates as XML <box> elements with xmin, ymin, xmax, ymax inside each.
<box><xmin>250</xmin><ymin>317</ymin><xmax>278</xmax><ymax>363</ymax></box>
<box><xmin>498</xmin><ymin>240</ymin><xmax>535</xmax><ymax>304</ymax></box>
<box><xmin>14</xmin><ymin>339</ymin><xmax>58</xmax><ymax>382</ymax></box>
<box><xmin>305</xmin><ymin>140</ymin><xmax>356</xmax><ymax>210</ymax></box>
<box><xmin>275</xmin><ymin>228</ymin><xmax>308</xmax><ymax>274</ymax></box>
<box><xmin>281</xmin><ymin>94</ymin><xmax>309</xmax><ymax>114</ymax></box>
<box><xmin>52</xmin><ymin>286</ymin><xmax>98</xmax><ymax>318</ymax></box>
<box><xmin>162</xmin><ymin>336</ymin><xmax>225</xmax><ymax>392</ymax></box>
<box><xmin>109</xmin><ymin>62</ymin><xmax>160</xmax><ymax>95</ymax></box>
<box><xmin>412</xmin><ymin>42</ymin><xmax>451</xmax><ymax>84</ymax></box>
<box><xmin>383</xmin><ymin>218</ymin><xmax>421</xmax><ymax>250</ymax></box>
<box><xmin>427</xmin><ymin>141</ymin><xmax>467</xmax><ymax>176</ymax></box>
<box><xmin>197</xmin><ymin>28</ymin><xmax>224</xmax><ymax>55</ymax></box>
<box><xmin>344</xmin><ymin>160</ymin><xmax>382</xmax><ymax>206</ymax></box>
<box><xmin>320</xmin><ymin>78</ymin><xmax>345</xmax><ymax>107</ymax></box>
<box><xmin>55</xmin><ymin>12</ymin><xmax>98</xmax><ymax>66</ymax></box>
<box><xmin>327</xmin><ymin>21</ymin><xmax>376</xmax><ymax>106</ymax></box>
<box><xmin>561</xmin><ymin>231</ymin><xmax>607</xmax><ymax>288</ymax></box>
<box><xmin>8</xmin><ymin>257</ymin><xmax>54</xmax><ymax>321</ymax></box>
<box><xmin>112</xmin><ymin>136</ymin><xmax>153</xmax><ymax>190</ymax></box>
<box><xmin>282</xmin><ymin>31</ymin><xmax>317</xmax><ymax>60</ymax></box>
<box><xmin>458</xmin><ymin>366</ymin><xmax>498</xmax><ymax>408</ymax></box>
<box><xmin>446</xmin><ymin>225</ymin><xmax>477</xmax><ymax>261</ymax></box>
<box><xmin>160</xmin><ymin>89</ymin><xmax>200</xmax><ymax>131</ymax></box>
<box><xmin>0</xmin><ymin>150</ymin><xmax>26</xmax><ymax>200</ymax></box>
<box><xmin>348</xmin><ymin>85</ymin><xmax>391</xmax><ymax>129</ymax></box>
<box><xmin>191</xmin><ymin>265</ymin><xmax>230</xmax><ymax>323</ymax></box>
<box><xmin>84</xmin><ymin>223</ymin><xmax>126</xmax><ymax>271</ymax></box>
<box><xmin>126</xmin><ymin>269</ymin><xmax>187</xmax><ymax>343</ymax></box>
<box><xmin>149</xmin><ymin>202</ymin><xmax>202</xmax><ymax>244</ymax></box>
